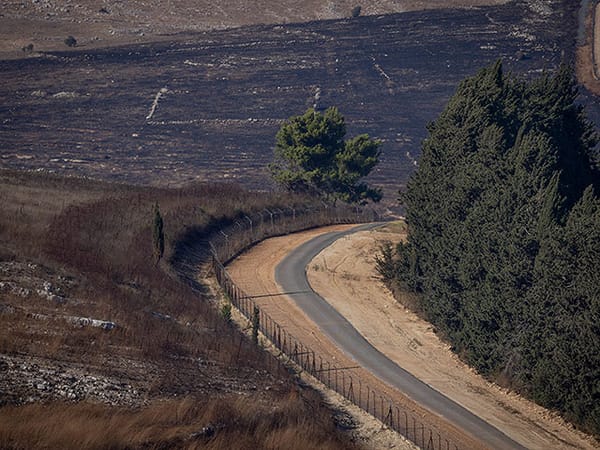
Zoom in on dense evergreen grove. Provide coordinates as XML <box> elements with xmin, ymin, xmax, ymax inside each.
<box><xmin>379</xmin><ymin>61</ymin><xmax>600</xmax><ymax>435</ymax></box>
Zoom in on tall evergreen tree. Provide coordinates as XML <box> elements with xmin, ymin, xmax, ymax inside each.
<box><xmin>386</xmin><ymin>61</ymin><xmax>600</xmax><ymax>435</ymax></box>
<box><xmin>152</xmin><ymin>202</ymin><xmax>164</xmax><ymax>264</ymax></box>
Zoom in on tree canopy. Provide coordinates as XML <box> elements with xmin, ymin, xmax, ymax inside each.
<box><xmin>269</xmin><ymin>107</ymin><xmax>382</xmax><ymax>204</ymax></box>
<box><xmin>380</xmin><ymin>61</ymin><xmax>600</xmax><ymax>435</ymax></box>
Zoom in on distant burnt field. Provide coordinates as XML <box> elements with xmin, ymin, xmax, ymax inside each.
<box><xmin>0</xmin><ymin>0</ymin><xmax>591</xmax><ymax>202</ymax></box>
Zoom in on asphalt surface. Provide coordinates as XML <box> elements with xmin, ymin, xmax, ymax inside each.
<box><xmin>275</xmin><ymin>223</ymin><xmax>526</xmax><ymax>450</ymax></box>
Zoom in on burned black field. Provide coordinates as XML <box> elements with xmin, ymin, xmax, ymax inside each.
<box><xmin>0</xmin><ymin>0</ymin><xmax>590</xmax><ymax>202</ymax></box>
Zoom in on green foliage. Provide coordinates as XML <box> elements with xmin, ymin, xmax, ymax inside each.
<box><xmin>221</xmin><ymin>301</ymin><xmax>232</xmax><ymax>323</ymax></box>
<box><xmin>152</xmin><ymin>202</ymin><xmax>164</xmax><ymax>264</ymax></box>
<box><xmin>251</xmin><ymin>305</ymin><xmax>260</xmax><ymax>345</ymax></box>
<box><xmin>385</xmin><ymin>61</ymin><xmax>600</xmax><ymax>435</ymax></box>
<box><xmin>64</xmin><ymin>36</ymin><xmax>77</xmax><ymax>48</ymax></box>
<box><xmin>374</xmin><ymin>241</ymin><xmax>396</xmax><ymax>280</ymax></box>
<box><xmin>269</xmin><ymin>107</ymin><xmax>382</xmax><ymax>204</ymax></box>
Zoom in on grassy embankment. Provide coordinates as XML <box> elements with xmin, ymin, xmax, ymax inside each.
<box><xmin>0</xmin><ymin>170</ymin><xmax>360</xmax><ymax>450</ymax></box>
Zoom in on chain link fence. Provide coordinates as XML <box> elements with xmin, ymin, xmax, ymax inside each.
<box><xmin>210</xmin><ymin>205</ymin><xmax>460</xmax><ymax>450</ymax></box>
<box><xmin>209</xmin><ymin>204</ymin><xmax>378</xmax><ymax>264</ymax></box>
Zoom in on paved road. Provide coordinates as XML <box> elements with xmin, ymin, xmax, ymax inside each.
<box><xmin>275</xmin><ymin>224</ymin><xmax>526</xmax><ymax>450</ymax></box>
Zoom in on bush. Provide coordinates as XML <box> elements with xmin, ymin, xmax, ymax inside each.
<box><xmin>351</xmin><ymin>6</ymin><xmax>361</xmax><ymax>18</ymax></box>
<box><xmin>64</xmin><ymin>36</ymin><xmax>77</xmax><ymax>47</ymax></box>
<box><xmin>221</xmin><ymin>302</ymin><xmax>232</xmax><ymax>323</ymax></box>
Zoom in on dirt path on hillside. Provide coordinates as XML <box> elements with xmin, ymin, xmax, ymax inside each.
<box><xmin>227</xmin><ymin>225</ymin><xmax>598</xmax><ymax>450</ymax></box>
<box><xmin>594</xmin><ymin>2</ymin><xmax>600</xmax><ymax>79</ymax></box>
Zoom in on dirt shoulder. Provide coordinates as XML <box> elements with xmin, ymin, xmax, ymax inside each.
<box><xmin>227</xmin><ymin>224</ymin><xmax>598</xmax><ymax>450</ymax></box>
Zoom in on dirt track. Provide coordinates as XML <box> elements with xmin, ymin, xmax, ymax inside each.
<box><xmin>227</xmin><ymin>225</ymin><xmax>598</xmax><ymax>450</ymax></box>
<box><xmin>594</xmin><ymin>2</ymin><xmax>600</xmax><ymax>79</ymax></box>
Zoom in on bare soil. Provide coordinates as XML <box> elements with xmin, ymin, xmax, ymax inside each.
<box><xmin>0</xmin><ymin>0</ymin><xmax>508</xmax><ymax>59</ymax></box>
<box><xmin>227</xmin><ymin>224</ymin><xmax>600</xmax><ymax>450</ymax></box>
<box><xmin>576</xmin><ymin>0</ymin><xmax>600</xmax><ymax>96</ymax></box>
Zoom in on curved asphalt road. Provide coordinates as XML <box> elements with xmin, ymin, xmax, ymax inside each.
<box><xmin>275</xmin><ymin>223</ymin><xmax>526</xmax><ymax>450</ymax></box>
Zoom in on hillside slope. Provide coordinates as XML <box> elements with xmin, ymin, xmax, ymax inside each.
<box><xmin>0</xmin><ymin>0</ymin><xmax>509</xmax><ymax>58</ymax></box>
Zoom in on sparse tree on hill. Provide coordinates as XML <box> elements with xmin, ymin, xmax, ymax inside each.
<box><xmin>152</xmin><ymin>202</ymin><xmax>164</xmax><ymax>264</ymax></box>
<box><xmin>64</xmin><ymin>36</ymin><xmax>77</xmax><ymax>47</ymax></box>
<box><xmin>221</xmin><ymin>301</ymin><xmax>232</xmax><ymax>323</ymax></box>
<box><xmin>252</xmin><ymin>305</ymin><xmax>260</xmax><ymax>344</ymax></box>
<box><xmin>269</xmin><ymin>106</ymin><xmax>382</xmax><ymax>204</ymax></box>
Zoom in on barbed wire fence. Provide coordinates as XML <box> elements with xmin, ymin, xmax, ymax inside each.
<box><xmin>209</xmin><ymin>205</ymin><xmax>459</xmax><ymax>450</ymax></box>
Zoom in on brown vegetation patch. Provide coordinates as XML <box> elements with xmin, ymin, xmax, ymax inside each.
<box><xmin>0</xmin><ymin>170</ymin><xmax>360</xmax><ymax>449</ymax></box>
<box><xmin>0</xmin><ymin>389</ymin><xmax>354</xmax><ymax>450</ymax></box>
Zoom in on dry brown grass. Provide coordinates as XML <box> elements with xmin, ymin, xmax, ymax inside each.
<box><xmin>0</xmin><ymin>389</ymin><xmax>354</xmax><ymax>449</ymax></box>
<box><xmin>0</xmin><ymin>169</ymin><xmax>359</xmax><ymax>449</ymax></box>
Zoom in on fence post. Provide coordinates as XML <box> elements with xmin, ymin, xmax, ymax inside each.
<box><xmin>319</xmin><ymin>356</ymin><xmax>323</xmax><ymax>381</ymax></box>
<box><xmin>220</xmin><ymin>230</ymin><xmax>229</xmax><ymax>260</ymax></box>
<box><xmin>413</xmin><ymin>417</ymin><xmax>417</xmax><ymax>443</ymax></box>
<box><xmin>359</xmin><ymin>380</ymin><xmax>362</xmax><ymax>408</ymax></box>
<box><xmin>244</xmin><ymin>215</ymin><xmax>253</xmax><ymax>237</ymax></box>
<box><xmin>348</xmin><ymin>376</ymin><xmax>354</xmax><ymax>403</ymax></box>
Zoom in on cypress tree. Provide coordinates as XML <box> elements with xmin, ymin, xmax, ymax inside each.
<box><xmin>386</xmin><ymin>61</ymin><xmax>600</xmax><ymax>435</ymax></box>
<box><xmin>152</xmin><ymin>202</ymin><xmax>164</xmax><ymax>264</ymax></box>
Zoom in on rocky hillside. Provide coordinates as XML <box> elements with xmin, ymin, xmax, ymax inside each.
<box><xmin>0</xmin><ymin>0</ymin><xmax>509</xmax><ymax>58</ymax></box>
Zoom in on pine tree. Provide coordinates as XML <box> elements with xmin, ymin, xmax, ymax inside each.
<box><xmin>269</xmin><ymin>107</ymin><xmax>382</xmax><ymax>204</ymax></box>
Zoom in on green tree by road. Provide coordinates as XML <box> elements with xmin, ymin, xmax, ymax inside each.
<box><xmin>269</xmin><ymin>107</ymin><xmax>382</xmax><ymax>204</ymax></box>
<box><xmin>379</xmin><ymin>61</ymin><xmax>600</xmax><ymax>436</ymax></box>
